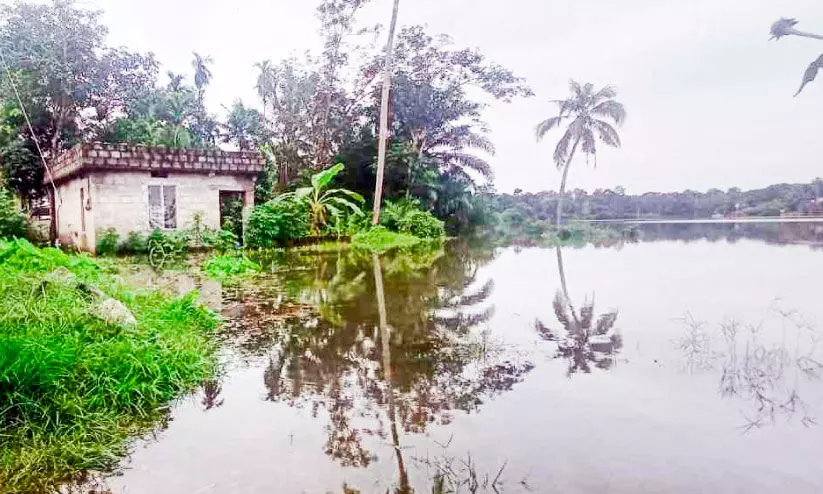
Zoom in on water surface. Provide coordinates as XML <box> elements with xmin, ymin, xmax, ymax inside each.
<box><xmin>96</xmin><ymin>222</ymin><xmax>823</xmax><ymax>493</ymax></box>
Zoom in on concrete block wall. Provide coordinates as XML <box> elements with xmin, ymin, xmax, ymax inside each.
<box><xmin>52</xmin><ymin>143</ymin><xmax>264</xmax><ymax>182</ymax></box>
<box><xmin>91</xmin><ymin>171</ymin><xmax>255</xmax><ymax>236</ymax></box>
<box><xmin>50</xmin><ymin>143</ymin><xmax>262</xmax><ymax>252</ymax></box>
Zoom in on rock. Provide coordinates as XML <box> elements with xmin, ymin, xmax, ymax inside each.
<box><xmin>44</xmin><ymin>266</ymin><xmax>78</xmax><ymax>285</ymax></box>
<box><xmin>44</xmin><ymin>267</ymin><xmax>137</xmax><ymax>327</ymax></box>
<box><xmin>91</xmin><ymin>298</ymin><xmax>137</xmax><ymax>327</ymax></box>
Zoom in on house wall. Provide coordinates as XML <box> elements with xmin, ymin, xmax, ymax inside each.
<box><xmin>55</xmin><ymin>175</ymin><xmax>96</xmax><ymax>251</ymax></box>
<box><xmin>90</xmin><ymin>171</ymin><xmax>256</xmax><ymax>240</ymax></box>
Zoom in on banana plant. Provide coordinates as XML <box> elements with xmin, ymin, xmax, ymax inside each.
<box><xmin>277</xmin><ymin>163</ymin><xmax>365</xmax><ymax>236</ymax></box>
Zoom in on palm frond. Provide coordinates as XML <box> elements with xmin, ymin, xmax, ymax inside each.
<box><xmin>438</xmin><ymin>152</ymin><xmax>493</xmax><ymax>178</ymax></box>
<box><xmin>593</xmin><ymin>119</ymin><xmax>621</xmax><ymax>148</ymax></box>
<box><xmin>535</xmin><ymin>116</ymin><xmax>564</xmax><ymax>141</ymax></box>
<box><xmin>569</xmin><ymin>80</ymin><xmax>583</xmax><ymax>97</ymax></box>
<box><xmin>595</xmin><ymin>311</ymin><xmax>618</xmax><ymax>335</ymax></box>
<box><xmin>580</xmin><ymin>128</ymin><xmax>596</xmax><ymax>165</ymax></box>
<box><xmin>796</xmin><ymin>54</ymin><xmax>823</xmax><ymax>96</ymax></box>
<box><xmin>463</xmin><ymin>133</ymin><xmax>496</xmax><ymax>154</ymax></box>
<box><xmin>580</xmin><ymin>301</ymin><xmax>594</xmax><ymax>331</ymax></box>
<box><xmin>592</xmin><ymin>85</ymin><xmax>617</xmax><ymax>104</ymax></box>
<box><xmin>770</xmin><ymin>17</ymin><xmax>799</xmax><ymax>40</ymax></box>
<box><xmin>552</xmin><ymin>292</ymin><xmax>571</xmax><ymax>331</ymax></box>
<box><xmin>553</xmin><ymin>126</ymin><xmax>575</xmax><ymax>168</ymax></box>
<box><xmin>591</xmin><ymin>100</ymin><xmax>626</xmax><ymax>125</ymax></box>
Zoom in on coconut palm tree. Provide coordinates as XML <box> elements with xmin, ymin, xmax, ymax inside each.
<box><xmin>372</xmin><ymin>0</ymin><xmax>402</xmax><ymax>225</ymax></box>
<box><xmin>535</xmin><ymin>81</ymin><xmax>626</xmax><ymax>228</ymax></box>
<box><xmin>770</xmin><ymin>18</ymin><xmax>823</xmax><ymax>96</ymax></box>
<box><xmin>191</xmin><ymin>52</ymin><xmax>213</xmax><ymax>103</ymax></box>
<box><xmin>254</xmin><ymin>60</ymin><xmax>275</xmax><ymax>119</ymax></box>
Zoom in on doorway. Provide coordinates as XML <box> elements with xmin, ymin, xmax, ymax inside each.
<box><xmin>219</xmin><ymin>191</ymin><xmax>245</xmax><ymax>241</ymax></box>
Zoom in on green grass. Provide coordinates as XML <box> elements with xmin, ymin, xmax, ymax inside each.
<box><xmin>350</xmin><ymin>226</ymin><xmax>424</xmax><ymax>253</ymax></box>
<box><xmin>202</xmin><ymin>253</ymin><xmax>260</xmax><ymax>281</ymax></box>
<box><xmin>0</xmin><ymin>239</ymin><xmax>218</xmax><ymax>493</ymax></box>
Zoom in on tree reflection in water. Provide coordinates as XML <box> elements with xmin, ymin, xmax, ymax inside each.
<box><xmin>535</xmin><ymin>246</ymin><xmax>623</xmax><ymax>376</ymax></box>
<box><xmin>535</xmin><ymin>292</ymin><xmax>622</xmax><ymax>376</ymax></box>
<box><xmin>225</xmin><ymin>242</ymin><xmax>532</xmax><ymax>489</ymax></box>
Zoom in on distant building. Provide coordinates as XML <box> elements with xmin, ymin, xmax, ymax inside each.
<box><xmin>48</xmin><ymin>143</ymin><xmax>264</xmax><ymax>252</ymax></box>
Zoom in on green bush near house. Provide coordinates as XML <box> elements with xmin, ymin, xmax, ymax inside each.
<box><xmin>0</xmin><ymin>239</ymin><xmax>218</xmax><ymax>493</ymax></box>
<box><xmin>245</xmin><ymin>195</ymin><xmax>310</xmax><ymax>248</ymax></box>
<box><xmin>96</xmin><ymin>227</ymin><xmax>120</xmax><ymax>256</ymax></box>
<box><xmin>202</xmin><ymin>228</ymin><xmax>239</xmax><ymax>252</ymax></box>
<box><xmin>0</xmin><ymin>188</ymin><xmax>27</xmax><ymax>239</ymax></box>
<box><xmin>122</xmin><ymin>231</ymin><xmax>149</xmax><ymax>254</ymax></box>
<box><xmin>147</xmin><ymin>229</ymin><xmax>189</xmax><ymax>268</ymax></box>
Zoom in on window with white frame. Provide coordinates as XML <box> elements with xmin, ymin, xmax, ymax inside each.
<box><xmin>148</xmin><ymin>184</ymin><xmax>177</xmax><ymax>229</ymax></box>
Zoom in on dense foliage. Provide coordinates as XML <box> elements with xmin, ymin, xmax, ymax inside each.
<box><xmin>380</xmin><ymin>198</ymin><xmax>444</xmax><ymax>239</ymax></box>
<box><xmin>245</xmin><ymin>196</ymin><xmax>311</xmax><ymax>248</ymax></box>
<box><xmin>0</xmin><ymin>188</ymin><xmax>26</xmax><ymax>239</ymax></box>
<box><xmin>0</xmin><ymin>0</ymin><xmax>530</xmax><ymax>235</ymax></box>
<box><xmin>0</xmin><ymin>239</ymin><xmax>218</xmax><ymax>492</ymax></box>
<box><xmin>279</xmin><ymin>163</ymin><xmax>365</xmax><ymax>236</ymax></box>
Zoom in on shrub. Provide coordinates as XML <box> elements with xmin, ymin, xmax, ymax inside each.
<box><xmin>96</xmin><ymin>228</ymin><xmax>120</xmax><ymax>256</ymax></box>
<box><xmin>203</xmin><ymin>228</ymin><xmax>239</xmax><ymax>252</ymax></box>
<box><xmin>381</xmin><ymin>199</ymin><xmax>444</xmax><ymax>239</ymax></box>
<box><xmin>245</xmin><ymin>196</ymin><xmax>310</xmax><ymax>248</ymax></box>
<box><xmin>396</xmin><ymin>209</ymin><xmax>444</xmax><ymax>239</ymax></box>
<box><xmin>122</xmin><ymin>231</ymin><xmax>148</xmax><ymax>254</ymax></box>
<box><xmin>147</xmin><ymin>229</ymin><xmax>189</xmax><ymax>268</ymax></box>
<box><xmin>326</xmin><ymin>208</ymin><xmax>369</xmax><ymax>238</ymax></box>
<box><xmin>0</xmin><ymin>188</ymin><xmax>27</xmax><ymax>239</ymax></box>
<box><xmin>381</xmin><ymin>198</ymin><xmax>421</xmax><ymax>231</ymax></box>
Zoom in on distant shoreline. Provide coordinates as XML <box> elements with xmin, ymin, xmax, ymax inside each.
<box><xmin>585</xmin><ymin>217</ymin><xmax>823</xmax><ymax>224</ymax></box>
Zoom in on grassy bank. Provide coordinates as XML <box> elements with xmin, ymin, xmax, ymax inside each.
<box><xmin>0</xmin><ymin>239</ymin><xmax>218</xmax><ymax>493</ymax></box>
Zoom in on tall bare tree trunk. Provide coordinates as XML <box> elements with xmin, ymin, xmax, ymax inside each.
<box><xmin>555</xmin><ymin>136</ymin><xmax>581</xmax><ymax>229</ymax></box>
<box><xmin>372</xmin><ymin>0</ymin><xmax>401</xmax><ymax>225</ymax></box>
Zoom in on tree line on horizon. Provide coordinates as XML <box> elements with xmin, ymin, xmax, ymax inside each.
<box><xmin>484</xmin><ymin>178</ymin><xmax>823</xmax><ymax>239</ymax></box>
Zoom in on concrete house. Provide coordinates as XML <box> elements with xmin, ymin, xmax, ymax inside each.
<box><xmin>49</xmin><ymin>143</ymin><xmax>264</xmax><ymax>251</ymax></box>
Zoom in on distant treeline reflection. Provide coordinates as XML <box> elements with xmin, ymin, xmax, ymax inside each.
<box><xmin>635</xmin><ymin>221</ymin><xmax>823</xmax><ymax>247</ymax></box>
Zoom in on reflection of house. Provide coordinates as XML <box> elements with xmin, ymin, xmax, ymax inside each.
<box><xmin>49</xmin><ymin>143</ymin><xmax>264</xmax><ymax>251</ymax></box>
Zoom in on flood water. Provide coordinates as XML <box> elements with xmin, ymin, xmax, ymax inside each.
<box><xmin>97</xmin><ymin>221</ymin><xmax>823</xmax><ymax>493</ymax></box>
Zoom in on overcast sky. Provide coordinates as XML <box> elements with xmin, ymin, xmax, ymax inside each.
<box><xmin>84</xmin><ymin>0</ymin><xmax>823</xmax><ymax>193</ymax></box>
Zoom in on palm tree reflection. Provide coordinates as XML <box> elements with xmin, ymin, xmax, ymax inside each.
<box><xmin>535</xmin><ymin>246</ymin><xmax>622</xmax><ymax>376</ymax></box>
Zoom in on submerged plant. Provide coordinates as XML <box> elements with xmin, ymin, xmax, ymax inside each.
<box><xmin>203</xmin><ymin>253</ymin><xmax>260</xmax><ymax>281</ymax></box>
<box><xmin>350</xmin><ymin>226</ymin><xmax>422</xmax><ymax>253</ymax></box>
